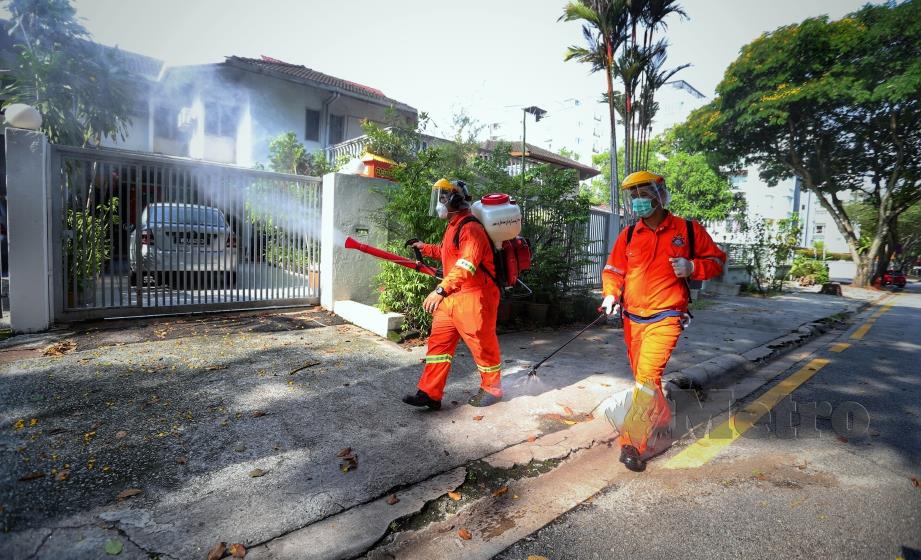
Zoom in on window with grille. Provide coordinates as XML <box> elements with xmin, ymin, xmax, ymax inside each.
<box><xmin>305</xmin><ymin>109</ymin><xmax>320</xmax><ymax>141</ymax></box>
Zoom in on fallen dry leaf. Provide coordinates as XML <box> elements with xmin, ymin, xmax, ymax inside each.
<box><xmin>458</xmin><ymin>528</ymin><xmax>472</xmax><ymax>540</ymax></box>
<box><xmin>116</xmin><ymin>488</ymin><xmax>143</xmax><ymax>501</ymax></box>
<box><xmin>559</xmin><ymin>404</ymin><xmax>574</xmax><ymax>416</ymax></box>
<box><xmin>249</xmin><ymin>468</ymin><xmax>266</xmax><ymax>478</ymax></box>
<box><xmin>836</xmin><ymin>436</ymin><xmax>849</xmax><ymax>443</ymax></box>
<box><xmin>19</xmin><ymin>471</ymin><xmax>45</xmax><ymax>482</ymax></box>
<box><xmin>55</xmin><ymin>469</ymin><xmax>70</xmax><ymax>481</ymax></box>
<box><xmin>448</xmin><ymin>491</ymin><xmax>462</xmax><ymax>501</ymax></box>
<box><xmin>175</xmin><ymin>456</ymin><xmax>188</xmax><ymax>465</ymax></box>
<box><xmin>337</xmin><ymin>447</ymin><xmax>353</xmax><ymax>458</ymax></box>
<box><xmin>911</xmin><ymin>477</ymin><xmax>920</xmax><ymax>488</ymax></box>
<box><xmin>251</xmin><ymin>410</ymin><xmax>266</xmax><ymax>418</ymax></box>
<box><xmin>229</xmin><ymin>543</ymin><xmax>246</xmax><ymax>557</ymax></box>
<box><xmin>115</xmin><ymin>431</ymin><xmax>128</xmax><ymax>440</ymax></box>
<box><xmin>386</xmin><ymin>494</ymin><xmax>400</xmax><ymax>505</ymax></box>
<box><xmin>206</xmin><ymin>542</ymin><xmax>226</xmax><ymax>560</ymax></box>
<box><xmin>472</xmin><ymin>415</ymin><xmax>484</xmax><ymax>421</ymax></box>
<box><xmin>42</xmin><ymin>340</ymin><xmax>76</xmax><ymax>357</ymax></box>
<box><xmin>528</xmin><ymin>556</ymin><xmax>550</xmax><ymax>560</ymax></box>
<box><xmin>527</xmin><ymin>435</ymin><xmax>537</xmax><ymax>443</ymax></box>
<box><xmin>492</xmin><ymin>485</ymin><xmax>509</xmax><ymax>497</ymax></box>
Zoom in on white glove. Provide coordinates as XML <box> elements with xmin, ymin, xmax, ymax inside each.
<box><xmin>670</xmin><ymin>257</ymin><xmax>695</xmax><ymax>278</ymax></box>
<box><xmin>601</xmin><ymin>295</ymin><xmax>620</xmax><ymax>316</ymax></box>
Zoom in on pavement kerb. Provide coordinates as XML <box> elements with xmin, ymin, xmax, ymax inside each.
<box><xmin>662</xmin><ymin>296</ymin><xmax>875</xmax><ymax>399</ymax></box>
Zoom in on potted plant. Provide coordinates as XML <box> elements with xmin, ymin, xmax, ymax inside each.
<box><xmin>64</xmin><ymin>197</ymin><xmax>120</xmax><ymax>307</ymax></box>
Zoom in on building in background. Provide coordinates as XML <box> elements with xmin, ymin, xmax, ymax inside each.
<box><xmin>149</xmin><ymin>56</ymin><xmax>417</xmax><ymax>167</ymax></box>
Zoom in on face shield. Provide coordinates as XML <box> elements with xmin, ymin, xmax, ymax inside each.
<box><xmin>429</xmin><ymin>179</ymin><xmax>470</xmax><ymax>219</ymax></box>
<box><xmin>624</xmin><ymin>181</ymin><xmax>669</xmax><ymax>221</ymax></box>
<box><xmin>429</xmin><ymin>179</ymin><xmax>453</xmax><ymax>218</ymax></box>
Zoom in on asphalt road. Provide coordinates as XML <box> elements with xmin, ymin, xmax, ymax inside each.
<box><xmin>496</xmin><ymin>284</ymin><xmax>921</xmax><ymax>560</ymax></box>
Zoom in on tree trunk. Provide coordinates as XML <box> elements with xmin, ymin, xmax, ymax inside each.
<box><xmin>811</xmin><ymin>188</ymin><xmax>870</xmax><ymax>286</ymax></box>
<box><xmin>605</xmin><ymin>40</ymin><xmax>621</xmax><ymax>233</ymax></box>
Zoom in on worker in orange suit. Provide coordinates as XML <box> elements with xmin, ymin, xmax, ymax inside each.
<box><xmin>601</xmin><ymin>171</ymin><xmax>727</xmax><ymax>472</ymax></box>
<box><xmin>402</xmin><ymin>179</ymin><xmax>503</xmax><ymax>410</ymax></box>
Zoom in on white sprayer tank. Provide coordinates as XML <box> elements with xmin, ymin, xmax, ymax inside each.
<box><xmin>471</xmin><ymin>193</ymin><xmax>522</xmax><ymax>248</ymax></box>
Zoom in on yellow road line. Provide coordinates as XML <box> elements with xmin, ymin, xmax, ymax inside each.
<box><xmin>664</xmin><ymin>358</ymin><xmax>831</xmax><ymax>470</ymax></box>
<box><xmin>830</xmin><ymin>342</ymin><xmax>851</xmax><ymax>353</ymax></box>
<box><xmin>849</xmin><ymin>299</ymin><xmax>895</xmax><ymax>340</ymax></box>
<box><xmin>850</xmin><ymin>323</ymin><xmax>873</xmax><ymax>340</ymax></box>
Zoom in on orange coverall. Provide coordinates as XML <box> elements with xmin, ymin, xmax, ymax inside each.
<box><xmin>416</xmin><ymin>210</ymin><xmax>502</xmax><ymax>400</ymax></box>
<box><xmin>602</xmin><ymin>213</ymin><xmax>727</xmax><ymax>454</ymax></box>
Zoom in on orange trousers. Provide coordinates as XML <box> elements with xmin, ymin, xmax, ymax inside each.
<box><xmin>620</xmin><ymin>316</ymin><xmax>682</xmax><ymax>454</ymax></box>
<box><xmin>418</xmin><ymin>290</ymin><xmax>502</xmax><ymax>401</ymax></box>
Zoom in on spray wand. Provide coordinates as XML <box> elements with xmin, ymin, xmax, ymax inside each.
<box><xmin>525</xmin><ymin>310</ymin><xmax>609</xmax><ymax>378</ymax></box>
<box><xmin>344</xmin><ymin>236</ymin><xmax>440</xmax><ymax>278</ymax></box>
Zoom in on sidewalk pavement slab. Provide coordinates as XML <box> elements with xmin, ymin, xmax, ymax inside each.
<box><xmin>0</xmin><ymin>289</ymin><xmax>881</xmax><ymax>559</ymax></box>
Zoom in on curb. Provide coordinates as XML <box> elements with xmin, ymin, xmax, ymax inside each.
<box><xmin>664</xmin><ymin>298</ymin><xmax>873</xmax><ymax>397</ymax></box>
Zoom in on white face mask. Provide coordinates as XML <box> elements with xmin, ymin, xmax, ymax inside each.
<box><xmin>436</xmin><ymin>202</ymin><xmax>449</xmax><ymax>220</ymax></box>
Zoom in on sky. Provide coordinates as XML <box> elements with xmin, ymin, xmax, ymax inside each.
<box><xmin>6</xmin><ymin>0</ymin><xmax>877</xmax><ymax>164</ymax></box>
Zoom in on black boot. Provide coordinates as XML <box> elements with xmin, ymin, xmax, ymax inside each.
<box><xmin>468</xmin><ymin>389</ymin><xmax>502</xmax><ymax>407</ymax></box>
<box><xmin>619</xmin><ymin>445</ymin><xmax>647</xmax><ymax>472</ymax></box>
<box><xmin>402</xmin><ymin>390</ymin><xmax>441</xmax><ymax>411</ymax></box>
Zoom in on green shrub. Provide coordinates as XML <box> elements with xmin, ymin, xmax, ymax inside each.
<box><xmin>790</xmin><ymin>256</ymin><xmax>830</xmax><ymax>284</ymax></box>
<box><xmin>366</xmin><ymin>117</ymin><xmax>592</xmax><ymax>334</ymax></box>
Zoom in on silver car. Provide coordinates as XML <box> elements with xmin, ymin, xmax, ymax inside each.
<box><xmin>129</xmin><ymin>203</ymin><xmax>237</xmax><ymax>287</ymax></box>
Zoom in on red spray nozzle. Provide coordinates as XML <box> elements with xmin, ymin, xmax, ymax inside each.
<box><xmin>344</xmin><ymin>236</ymin><xmax>439</xmax><ymax>278</ymax></box>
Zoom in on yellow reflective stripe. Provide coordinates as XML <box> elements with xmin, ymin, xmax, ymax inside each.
<box><xmin>425</xmin><ymin>354</ymin><xmax>453</xmax><ymax>364</ymax></box>
<box><xmin>477</xmin><ymin>363</ymin><xmax>502</xmax><ymax>373</ymax></box>
<box><xmin>455</xmin><ymin>259</ymin><xmax>476</xmax><ymax>274</ymax></box>
<box><xmin>604</xmin><ymin>264</ymin><xmax>624</xmax><ymax>275</ymax></box>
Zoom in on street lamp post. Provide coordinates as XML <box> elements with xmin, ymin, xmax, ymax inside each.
<box><xmin>522</xmin><ymin>106</ymin><xmax>547</xmax><ymax>187</ymax></box>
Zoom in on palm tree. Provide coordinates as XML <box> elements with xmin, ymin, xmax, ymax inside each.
<box><xmin>635</xmin><ymin>40</ymin><xmax>688</xmax><ymax>170</ymax></box>
<box><xmin>561</xmin><ymin>0</ymin><xmax>628</xmax><ymax>225</ymax></box>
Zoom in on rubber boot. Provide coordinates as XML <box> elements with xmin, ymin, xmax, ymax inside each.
<box><xmin>619</xmin><ymin>445</ymin><xmax>647</xmax><ymax>472</ymax></box>
<box><xmin>402</xmin><ymin>390</ymin><xmax>441</xmax><ymax>411</ymax></box>
<box><xmin>468</xmin><ymin>388</ymin><xmax>502</xmax><ymax>407</ymax></box>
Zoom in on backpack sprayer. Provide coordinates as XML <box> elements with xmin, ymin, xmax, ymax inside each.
<box><xmin>345</xmin><ymin>193</ymin><xmax>532</xmax><ymax>294</ymax></box>
<box><xmin>345</xmin><ymin>193</ymin><xmax>607</xmax><ymax>379</ymax></box>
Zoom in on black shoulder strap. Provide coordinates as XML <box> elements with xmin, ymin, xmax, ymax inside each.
<box><xmin>686</xmin><ymin>219</ymin><xmax>696</xmax><ymax>304</ymax></box>
<box><xmin>626</xmin><ymin>224</ymin><xmax>636</xmax><ymax>245</ymax></box>
<box><xmin>453</xmin><ymin>215</ymin><xmax>481</xmax><ymax>249</ymax></box>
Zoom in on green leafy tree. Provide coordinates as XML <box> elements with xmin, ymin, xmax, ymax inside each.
<box><xmin>1</xmin><ymin>0</ymin><xmax>138</xmax><ymax>147</ymax></box>
<box><xmin>365</xmin><ymin>117</ymin><xmax>592</xmax><ymax>333</ymax></box>
<box><xmin>267</xmin><ymin>131</ymin><xmax>340</xmax><ymax>176</ymax></box>
<box><xmin>848</xmin><ymin>200</ymin><xmax>921</xmax><ymax>274</ymax></box>
<box><xmin>584</xmin><ymin>130</ymin><xmax>741</xmax><ymax>222</ymax></box>
<box><xmin>676</xmin><ymin>1</ymin><xmax>921</xmax><ymax>287</ymax></box>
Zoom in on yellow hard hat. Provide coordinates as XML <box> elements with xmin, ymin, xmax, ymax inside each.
<box><xmin>433</xmin><ymin>178</ymin><xmax>455</xmax><ymax>191</ymax></box>
<box><xmin>621</xmin><ymin>170</ymin><xmax>665</xmax><ymax>190</ymax></box>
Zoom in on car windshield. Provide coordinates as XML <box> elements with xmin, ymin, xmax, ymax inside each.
<box><xmin>148</xmin><ymin>206</ymin><xmax>226</xmax><ymax>226</ymax></box>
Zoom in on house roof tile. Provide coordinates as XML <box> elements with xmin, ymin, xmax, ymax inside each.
<box><xmin>227</xmin><ymin>56</ymin><xmax>415</xmax><ymax>113</ymax></box>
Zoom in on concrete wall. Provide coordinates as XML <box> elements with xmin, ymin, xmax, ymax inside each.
<box><xmin>4</xmin><ymin>128</ymin><xmax>52</xmax><ymax>332</ymax></box>
<box><xmin>320</xmin><ymin>173</ymin><xmax>391</xmax><ymax>309</ymax></box>
<box><xmin>827</xmin><ymin>260</ymin><xmax>857</xmax><ymax>282</ymax></box>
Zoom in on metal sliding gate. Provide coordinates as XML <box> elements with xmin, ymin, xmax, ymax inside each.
<box><xmin>51</xmin><ymin>145</ymin><xmax>321</xmax><ymax>320</ymax></box>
